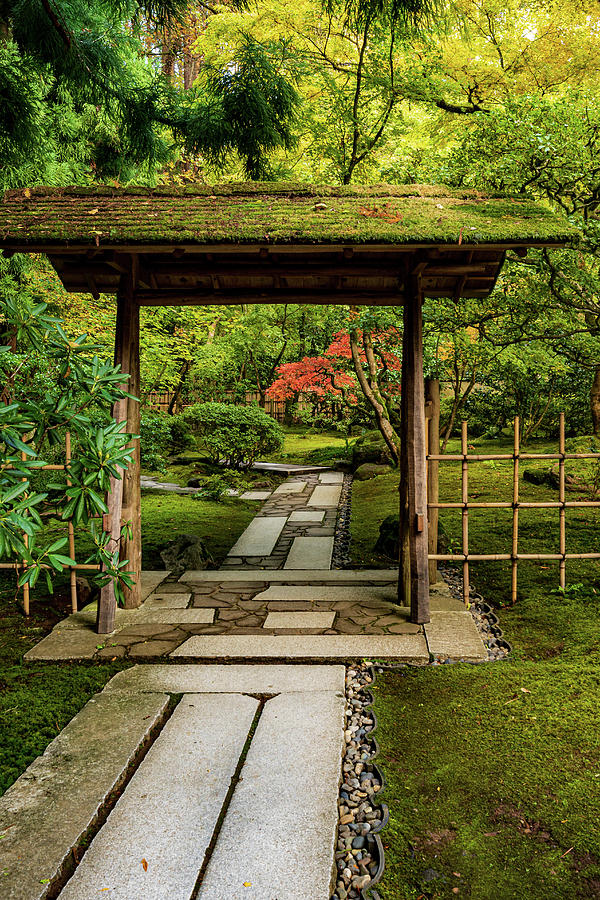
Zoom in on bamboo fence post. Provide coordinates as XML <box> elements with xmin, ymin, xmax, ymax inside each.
<box><xmin>511</xmin><ymin>416</ymin><xmax>520</xmax><ymax>605</ymax></box>
<box><xmin>559</xmin><ymin>412</ymin><xmax>566</xmax><ymax>589</ymax></box>
<box><xmin>426</xmin><ymin>378</ymin><xmax>440</xmax><ymax>583</ymax></box>
<box><xmin>65</xmin><ymin>431</ymin><xmax>78</xmax><ymax>614</ymax></box>
<box><xmin>461</xmin><ymin>420</ymin><xmax>469</xmax><ymax>605</ymax></box>
<box><xmin>20</xmin><ymin>450</ymin><xmax>30</xmax><ymax>615</ymax></box>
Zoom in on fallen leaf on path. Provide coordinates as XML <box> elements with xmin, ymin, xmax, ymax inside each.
<box><xmin>142</xmin><ymin>858</ymin><xmax>148</xmax><ymax>872</ymax></box>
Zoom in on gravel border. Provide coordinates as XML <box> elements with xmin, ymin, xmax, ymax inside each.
<box><xmin>332</xmin><ymin>473</ymin><xmax>353</xmax><ymax>569</ymax></box>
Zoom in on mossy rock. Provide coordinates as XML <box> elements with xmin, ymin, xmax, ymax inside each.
<box><xmin>354</xmin><ymin>463</ymin><xmax>394</xmax><ymax>480</ymax></box>
<box><xmin>374</xmin><ymin>514</ymin><xmax>399</xmax><ymax>559</ymax></box>
<box><xmin>352</xmin><ymin>431</ymin><xmax>395</xmax><ymax>469</ymax></box>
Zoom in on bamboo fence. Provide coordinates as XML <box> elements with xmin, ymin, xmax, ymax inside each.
<box><xmin>427</xmin><ymin>413</ymin><xmax>600</xmax><ymax>604</ymax></box>
<box><xmin>0</xmin><ymin>432</ymin><xmax>101</xmax><ymax>615</ymax></box>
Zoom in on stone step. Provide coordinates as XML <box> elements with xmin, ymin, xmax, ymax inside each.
<box><xmin>171</xmin><ymin>633</ymin><xmax>429</xmax><ymax>662</ymax></box>
<box><xmin>288</xmin><ymin>509</ymin><xmax>326</xmax><ymax>523</ymax></box>
<box><xmin>239</xmin><ymin>490</ymin><xmax>271</xmax><ymax>501</ymax></box>
<box><xmin>102</xmin><ymin>664</ymin><xmax>345</xmax><ymax>695</ymax></box>
<box><xmin>318</xmin><ymin>471</ymin><xmax>344</xmax><ymax>483</ymax></box>
<box><xmin>263</xmin><ymin>611</ymin><xmax>336</xmax><ymax>629</ymax></box>
<box><xmin>252</xmin><ymin>462</ymin><xmax>332</xmax><ymax>474</ymax></box>
<box><xmin>272</xmin><ymin>481</ymin><xmax>307</xmax><ymax>494</ymax></box>
<box><xmin>180</xmin><ymin>568</ymin><xmax>399</xmax><ymax>584</ymax></box>
<box><xmin>197</xmin><ymin>691</ymin><xmax>344</xmax><ymax>899</ymax></box>
<box><xmin>226</xmin><ymin>516</ymin><xmax>287</xmax><ymax>557</ymax></box>
<box><xmin>284</xmin><ymin>536</ymin><xmax>334</xmax><ymax>570</ymax></box>
<box><xmin>59</xmin><ymin>695</ymin><xmax>259</xmax><ymax>900</ymax></box>
<box><xmin>0</xmin><ymin>692</ymin><xmax>170</xmax><ymax>900</ymax></box>
<box><xmin>425</xmin><ymin>610</ymin><xmax>487</xmax><ymax>661</ymax></box>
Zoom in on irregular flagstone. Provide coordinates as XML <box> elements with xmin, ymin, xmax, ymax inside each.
<box><xmin>288</xmin><ymin>509</ymin><xmax>326</xmax><ymax>523</ymax></box>
<box><xmin>318</xmin><ymin>471</ymin><xmax>344</xmax><ymax>483</ymax></box>
<box><xmin>284</xmin><ymin>536</ymin><xmax>334</xmax><ymax>570</ymax></box>
<box><xmin>272</xmin><ymin>481</ymin><xmax>307</xmax><ymax>494</ymax></box>
<box><xmin>59</xmin><ymin>695</ymin><xmax>258</xmax><ymax>900</ymax></box>
<box><xmin>226</xmin><ymin>516</ymin><xmax>287</xmax><ymax>557</ymax></box>
<box><xmin>171</xmin><ymin>633</ymin><xmax>429</xmax><ymax>662</ymax></box>
<box><xmin>424</xmin><ymin>610</ymin><xmax>487</xmax><ymax>661</ymax></box>
<box><xmin>135</xmin><ymin>608</ymin><xmax>215</xmax><ymax>625</ymax></box>
<box><xmin>143</xmin><ymin>593</ymin><xmax>191</xmax><ymax>609</ymax></box>
<box><xmin>103</xmin><ymin>664</ymin><xmax>345</xmax><ymax>695</ymax></box>
<box><xmin>239</xmin><ymin>490</ymin><xmax>271</xmax><ymax>500</ymax></box>
<box><xmin>180</xmin><ymin>569</ymin><xmax>399</xmax><ymax>583</ymax></box>
<box><xmin>307</xmin><ymin>484</ymin><xmax>342</xmax><ymax>508</ymax></box>
<box><xmin>0</xmin><ymin>692</ymin><xmax>170</xmax><ymax>900</ymax></box>
<box><xmin>264</xmin><ymin>611</ymin><xmax>335</xmax><ymax>629</ymax></box>
<box><xmin>197</xmin><ymin>691</ymin><xmax>344</xmax><ymax>900</ymax></box>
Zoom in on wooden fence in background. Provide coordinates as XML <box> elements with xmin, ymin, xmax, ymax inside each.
<box><xmin>427</xmin><ymin>413</ymin><xmax>600</xmax><ymax>605</ymax></box>
<box><xmin>145</xmin><ymin>390</ymin><xmax>313</xmax><ymax>422</ymax></box>
<box><xmin>0</xmin><ymin>433</ymin><xmax>101</xmax><ymax>615</ymax></box>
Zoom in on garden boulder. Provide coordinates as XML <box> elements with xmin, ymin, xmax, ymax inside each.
<box><xmin>160</xmin><ymin>534</ymin><xmax>213</xmax><ymax>575</ymax></box>
<box><xmin>374</xmin><ymin>515</ymin><xmax>399</xmax><ymax>559</ymax></box>
<box><xmin>351</xmin><ymin>430</ymin><xmax>395</xmax><ymax>470</ymax></box>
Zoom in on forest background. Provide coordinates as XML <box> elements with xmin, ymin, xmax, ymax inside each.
<box><xmin>2</xmin><ymin>0</ymin><xmax>600</xmax><ymax>464</ymax></box>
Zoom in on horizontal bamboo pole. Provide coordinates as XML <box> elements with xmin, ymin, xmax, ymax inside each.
<box><xmin>430</xmin><ymin>552</ymin><xmax>600</xmax><ymax>562</ymax></box>
<box><xmin>0</xmin><ymin>562</ymin><xmax>101</xmax><ymax>571</ymax></box>
<box><xmin>427</xmin><ymin>452</ymin><xmax>600</xmax><ymax>462</ymax></box>
<box><xmin>430</xmin><ymin>500</ymin><xmax>600</xmax><ymax>509</ymax></box>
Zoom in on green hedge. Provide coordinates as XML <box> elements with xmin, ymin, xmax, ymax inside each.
<box><xmin>183</xmin><ymin>402</ymin><xmax>283</xmax><ymax>468</ymax></box>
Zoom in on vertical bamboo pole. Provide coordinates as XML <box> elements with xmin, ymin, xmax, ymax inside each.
<box><xmin>559</xmin><ymin>412</ymin><xmax>566</xmax><ymax>589</ymax></box>
<box><xmin>511</xmin><ymin>416</ymin><xmax>520</xmax><ymax>605</ymax></box>
<box><xmin>426</xmin><ymin>378</ymin><xmax>440</xmax><ymax>583</ymax></box>
<box><xmin>399</xmin><ymin>277</ymin><xmax>430</xmax><ymax>623</ymax></box>
<box><xmin>65</xmin><ymin>431</ymin><xmax>78</xmax><ymax>614</ymax></box>
<box><xmin>461</xmin><ymin>421</ymin><xmax>469</xmax><ymax>606</ymax></box>
<box><xmin>21</xmin><ymin>450</ymin><xmax>30</xmax><ymax>616</ymax></box>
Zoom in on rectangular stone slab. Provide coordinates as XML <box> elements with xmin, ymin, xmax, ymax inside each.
<box><xmin>226</xmin><ymin>516</ymin><xmax>287</xmax><ymax>557</ymax></box>
<box><xmin>24</xmin><ymin>627</ymin><xmax>102</xmax><ymax>660</ymax></box>
<box><xmin>254</xmin><ymin>584</ymin><xmax>399</xmax><ymax>604</ymax></box>
<box><xmin>284</xmin><ymin>536</ymin><xmax>334</xmax><ymax>570</ymax></box>
<box><xmin>59</xmin><ymin>694</ymin><xmax>259</xmax><ymax>900</ymax></box>
<box><xmin>318</xmin><ymin>472</ymin><xmax>344</xmax><ymax>483</ymax></box>
<box><xmin>0</xmin><ymin>692</ymin><xmax>170</xmax><ymax>900</ymax></box>
<box><xmin>141</xmin><ymin>570</ymin><xmax>171</xmax><ymax>600</ymax></box>
<box><xmin>288</xmin><ymin>509</ymin><xmax>326</xmax><ymax>523</ymax></box>
<box><xmin>197</xmin><ymin>691</ymin><xmax>344</xmax><ymax>900</ymax></box>
<box><xmin>136</xmin><ymin>608</ymin><xmax>215</xmax><ymax>624</ymax></box>
<box><xmin>264</xmin><ymin>611</ymin><xmax>335</xmax><ymax>629</ymax></box>
<box><xmin>239</xmin><ymin>490</ymin><xmax>271</xmax><ymax>500</ymax></box>
<box><xmin>307</xmin><ymin>484</ymin><xmax>342</xmax><ymax>507</ymax></box>
<box><xmin>180</xmin><ymin>569</ymin><xmax>399</xmax><ymax>583</ymax></box>
<box><xmin>424</xmin><ymin>610</ymin><xmax>487</xmax><ymax>661</ymax></box>
<box><xmin>143</xmin><ymin>592</ymin><xmax>192</xmax><ymax>609</ymax></box>
<box><xmin>272</xmin><ymin>481</ymin><xmax>306</xmax><ymax>494</ymax></box>
<box><xmin>171</xmin><ymin>633</ymin><xmax>429</xmax><ymax>662</ymax></box>
<box><xmin>103</xmin><ymin>664</ymin><xmax>345</xmax><ymax>695</ymax></box>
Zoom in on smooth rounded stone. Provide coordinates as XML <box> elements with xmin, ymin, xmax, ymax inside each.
<box><xmin>352</xmin><ymin>836</ymin><xmax>366</xmax><ymax>850</ymax></box>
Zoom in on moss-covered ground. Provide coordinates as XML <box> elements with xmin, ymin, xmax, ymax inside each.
<box><xmin>349</xmin><ymin>434</ymin><xmax>600</xmax><ymax>898</ymax></box>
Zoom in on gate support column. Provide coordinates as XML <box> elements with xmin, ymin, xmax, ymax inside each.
<box><xmin>399</xmin><ymin>278</ymin><xmax>430</xmax><ymax>624</ymax></box>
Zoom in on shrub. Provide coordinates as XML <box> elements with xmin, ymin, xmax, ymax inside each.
<box><xmin>183</xmin><ymin>402</ymin><xmax>284</xmax><ymax>468</ymax></box>
<box><xmin>139</xmin><ymin>414</ymin><xmax>171</xmax><ymax>472</ymax></box>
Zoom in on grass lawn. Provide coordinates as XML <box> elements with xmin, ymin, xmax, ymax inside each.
<box><xmin>264</xmin><ymin>425</ymin><xmax>355</xmax><ymax>465</ymax></box>
<box><xmin>350</xmin><ymin>434</ymin><xmax>600</xmax><ymax>898</ymax></box>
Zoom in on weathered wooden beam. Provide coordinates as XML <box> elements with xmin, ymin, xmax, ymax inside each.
<box><xmin>399</xmin><ymin>279</ymin><xmax>430</xmax><ymax>624</ymax></box>
<box><xmin>119</xmin><ymin>296</ymin><xmax>142</xmax><ymax>609</ymax></box>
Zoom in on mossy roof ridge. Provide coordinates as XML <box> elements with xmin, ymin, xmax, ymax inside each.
<box><xmin>0</xmin><ymin>183</ymin><xmax>579</xmax><ymax>247</ymax></box>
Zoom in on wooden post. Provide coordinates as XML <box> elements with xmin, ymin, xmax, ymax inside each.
<box><xmin>511</xmin><ymin>416</ymin><xmax>520</xmax><ymax>605</ymax></box>
<box><xmin>96</xmin><ymin>287</ymin><xmax>141</xmax><ymax>632</ymax></box>
<box><xmin>119</xmin><ymin>293</ymin><xmax>142</xmax><ymax>610</ymax></box>
<box><xmin>399</xmin><ymin>280</ymin><xmax>430</xmax><ymax>623</ymax></box>
<box><xmin>426</xmin><ymin>378</ymin><xmax>440</xmax><ymax>583</ymax></box>
<box><xmin>65</xmin><ymin>432</ymin><xmax>78</xmax><ymax>614</ymax></box>
<box><xmin>559</xmin><ymin>412</ymin><xmax>566</xmax><ymax>589</ymax></box>
<box><xmin>461</xmin><ymin>420</ymin><xmax>470</xmax><ymax>606</ymax></box>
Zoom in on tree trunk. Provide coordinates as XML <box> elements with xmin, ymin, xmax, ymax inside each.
<box><xmin>591</xmin><ymin>365</ymin><xmax>600</xmax><ymax>436</ymax></box>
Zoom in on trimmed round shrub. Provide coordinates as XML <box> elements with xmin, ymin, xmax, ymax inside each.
<box><xmin>183</xmin><ymin>402</ymin><xmax>284</xmax><ymax>468</ymax></box>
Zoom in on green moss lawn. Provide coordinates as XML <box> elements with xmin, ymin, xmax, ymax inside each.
<box><xmin>350</xmin><ymin>434</ymin><xmax>600</xmax><ymax>899</ymax></box>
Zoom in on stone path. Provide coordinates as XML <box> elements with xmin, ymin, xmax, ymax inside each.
<box><xmin>12</xmin><ymin>467</ymin><xmax>488</xmax><ymax>899</ymax></box>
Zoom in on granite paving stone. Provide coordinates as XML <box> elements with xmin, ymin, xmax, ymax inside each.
<box><xmin>272</xmin><ymin>481</ymin><xmax>307</xmax><ymax>494</ymax></box>
<box><xmin>143</xmin><ymin>593</ymin><xmax>191</xmax><ymax>609</ymax></box>
<box><xmin>226</xmin><ymin>516</ymin><xmax>287</xmax><ymax>557</ymax></box>
<box><xmin>59</xmin><ymin>695</ymin><xmax>259</xmax><ymax>900</ymax></box>
<box><xmin>239</xmin><ymin>490</ymin><xmax>271</xmax><ymax>500</ymax></box>
<box><xmin>197</xmin><ymin>691</ymin><xmax>344</xmax><ymax>900</ymax></box>
<box><xmin>136</xmin><ymin>608</ymin><xmax>215</xmax><ymax>625</ymax></box>
<box><xmin>318</xmin><ymin>472</ymin><xmax>344</xmax><ymax>483</ymax></box>
<box><xmin>171</xmin><ymin>633</ymin><xmax>429</xmax><ymax>661</ymax></box>
<box><xmin>0</xmin><ymin>692</ymin><xmax>170</xmax><ymax>900</ymax></box>
<box><xmin>424</xmin><ymin>610</ymin><xmax>487</xmax><ymax>661</ymax></box>
<box><xmin>264</xmin><ymin>611</ymin><xmax>336</xmax><ymax>629</ymax></box>
<box><xmin>180</xmin><ymin>569</ymin><xmax>398</xmax><ymax>583</ymax></box>
<box><xmin>284</xmin><ymin>536</ymin><xmax>334</xmax><ymax>570</ymax></box>
<box><xmin>307</xmin><ymin>484</ymin><xmax>342</xmax><ymax>507</ymax></box>
<box><xmin>288</xmin><ymin>509</ymin><xmax>326</xmax><ymax>523</ymax></box>
<box><xmin>103</xmin><ymin>664</ymin><xmax>345</xmax><ymax>695</ymax></box>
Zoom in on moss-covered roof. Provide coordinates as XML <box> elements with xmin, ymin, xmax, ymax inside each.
<box><xmin>0</xmin><ymin>183</ymin><xmax>578</xmax><ymax>248</ymax></box>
